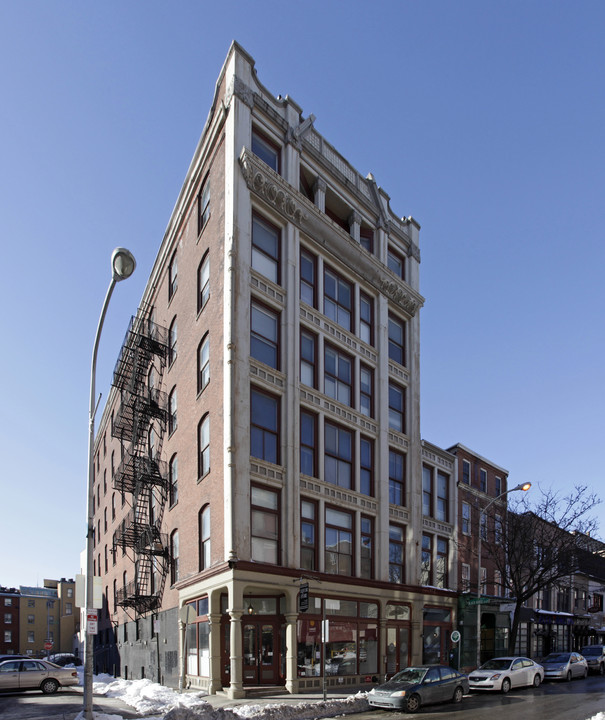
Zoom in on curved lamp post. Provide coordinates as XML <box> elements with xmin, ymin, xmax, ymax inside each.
<box><xmin>475</xmin><ymin>481</ymin><xmax>531</xmax><ymax>669</ymax></box>
<box><xmin>84</xmin><ymin>248</ymin><xmax>136</xmax><ymax>719</ymax></box>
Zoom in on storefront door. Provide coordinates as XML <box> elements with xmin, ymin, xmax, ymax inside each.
<box><xmin>242</xmin><ymin>621</ymin><xmax>279</xmax><ymax>684</ymax></box>
<box><xmin>386</xmin><ymin>626</ymin><xmax>409</xmax><ymax>677</ymax></box>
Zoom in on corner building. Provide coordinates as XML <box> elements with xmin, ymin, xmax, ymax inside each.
<box><xmin>92</xmin><ymin>42</ymin><xmax>458</xmax><ymax>695</ymax></box>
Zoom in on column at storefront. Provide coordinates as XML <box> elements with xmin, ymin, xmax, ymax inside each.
<box><xmin>378</xmin><ymin>616</ymin><xmax>387</xmax><ymax>679</ymax></box>
<box><xmin>410</xmin><ymin>597</ymin><xmax>424</xmax><ymax>665</ymax></box>
<box><xmin>208</xmin><ymin>613</ymin><xmax>222</xmax><ymax>694</ymax></box>
<box><xmin>228</xmin><ymin>609</ymin><xmax>245</xmax><ymax>699</ymax></box>
<box><xmin>284</xmin><ymin>612</ymin><xmax>299</xmax><ymax>694</ymax></box>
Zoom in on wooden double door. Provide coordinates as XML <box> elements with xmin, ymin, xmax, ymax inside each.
<box><xmin>242</xmin><ymin>620</ymin><xmax>281</xmax><ymax>685</ymax></box>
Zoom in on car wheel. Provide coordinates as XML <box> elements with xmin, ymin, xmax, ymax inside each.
<box><xmin>452</xmin><ymin>686</ymin><xmax>464</xmax><ymax>703</ymax></box>
<box><xmin>600</xmin><ymin>664</ymin><xmax>604</xmax><ymax>676</ymax></box>
<box><xmin>583</xmin><ymin>668</ymin><xmax>588</xmax><ymax>679</ymax></box>
<box><xmin>41</xmin><ymin>678</ymin><xmax>59</xmax><ymax>694</ymax></box>
<box><xmin>501</xmin><ymin>678</ymin><xmax>511</xmax><ymax>694</ymax></box>
<box><xmin>406</xmin><ymin>694</ymin><xmax>421</xmax><ymax>713</ymax></box>
<box><xmin>566</xmin><ymin>670</ymin><xmax>572</xmax><ymax>682</ymax></box>
<box><xmin>533</xmin><ymin>673</ymin><xmax>541</xmax><ymax>688</ymax></box>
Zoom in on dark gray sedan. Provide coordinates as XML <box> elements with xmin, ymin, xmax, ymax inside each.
<box><xmin>367</xmin><ymin>665</ymin><xmax>469</xmax><ymax>713</ymax></box>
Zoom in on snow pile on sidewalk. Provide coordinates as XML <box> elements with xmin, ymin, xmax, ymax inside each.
<box><xmin>73</xmin><ymin>670</ymin><xmax>605</xmax><ymax>720</ymax></box>
<box><xmin>162</xmin><ymin>695</ymin><xmax>369</xmax><ymax>720</ymax></box>
<box><xmin>75</xmin><ymin>671</ymin><xmax>369</xmax><ymax>720</ymax></box>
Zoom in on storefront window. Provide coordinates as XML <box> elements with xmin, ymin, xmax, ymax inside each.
<box><xmin>186</xmin><ymin>597</ymin><xmax>210</xmax><ymax>677</ymax></box>
<box><xmin>325</xmin><ymin>599</ymin><xmax>357</xmax><ymax>616</ymax></box>
<box><xmin>297</xmin><ymin>617</ymin><xmax>322</xmax><ymax>677</ymax></box>
<box><xmin>386</xmin><ymin>603</ymin><xmax>410</xmax><ymax>621</ymax></box>
<box><xmin>296</xmin><ymin>596</ymin><xmax>378</xmax><ymax>677</ymax></box>
<box><xmin>359</xmin><ymin>623</ymin><xmax>378</xmax><ymax>674</ymax></box>
<box><xmin>360</xmin><ymin>602</ymin><xmax>378</xmax><ymax>619</ymax></box>
<box><xmin>325</xmin><ymin>621</ymin><xmax>357</xmax><ymax>676</ymax></box>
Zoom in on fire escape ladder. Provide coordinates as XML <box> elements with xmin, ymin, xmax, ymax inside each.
<box><xmin>111</xmin><ymin>310</ymin><xmax>170</xmax><ymax>616</ymax></box>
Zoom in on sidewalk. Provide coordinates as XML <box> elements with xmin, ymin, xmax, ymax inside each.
<box><xmin>179</xmin><ymin>686</ymin><xmax>366</xmax><ymax>712</ymax></box>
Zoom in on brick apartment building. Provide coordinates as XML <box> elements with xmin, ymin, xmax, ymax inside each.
<box><xmin>447</xmin><ymin>443</ymin><xmax>511</xmax><ymax>668</ymax></box>
<box><xmin>90</xmin><ymin>41</ymin><xmax>459</xmax><ymax>695</ymax></box>
<box><xmin>1</xmin><ymin>580</ymin><xmax>79</xmax><ymax>658</ymax></box>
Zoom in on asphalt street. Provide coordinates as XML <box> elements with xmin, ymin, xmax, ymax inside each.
<box><xmin>0</xmin><ymin>675</ymin><xmax>603</xmax><ymax>720</ymax></box>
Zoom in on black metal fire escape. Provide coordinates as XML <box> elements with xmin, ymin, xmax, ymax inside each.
<box><xmin>111</xmin><ymin>314</ymin><xmax>170</xmax><ymax>615</ymax></box>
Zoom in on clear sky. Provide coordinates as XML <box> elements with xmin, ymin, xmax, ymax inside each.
<box><xmin>1</xmin><ymin>1</ymin><xmax>604</xmax><ymax>589</ymax></box>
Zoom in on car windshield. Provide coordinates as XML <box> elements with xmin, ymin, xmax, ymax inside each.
<box><xmin>391</xmin><ymin>667</ymin><xmax>428</xmax><ymax>683</ymax></box>
<box><xmin>543</xmin><ymin>653</ymin><xmax>570</xmax><ymax>663</ymax></box>
<box><xmin>582</xmin><ymin>648</ymin><xmax>601</xmax><ymax>656</ymax></box>
<box><xmin>480</xmin><ymin>659</ymin><xmax>512</xmax><ymax>671</ymax></box>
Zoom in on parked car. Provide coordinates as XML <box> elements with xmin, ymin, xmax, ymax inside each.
<box><xmin>48</xmin><ymin>653</ymin><xmax>83</xmax><ymax>667</ymax></box>
<box><xmin>581</xmin><ymin>645</ymin><xmax>605</xmax><ymax>675</ymax></box>
<box><xmin>367</xmin><ymin>665</ymin><xmax>469</xmax><ymax>713</ymax></box>
<box><xmin>0</xmin><ymin>655</ymin><xmax>28</xmax><ymax>663</ymax></box>
<box><xmin>541</xmin><ymin>652</ymin><xmax>588</xmax><ymax>681</ymax></box>
<box><xmin>0</xmin><ymin>658</ymin><xmax>79</xmax><ymax>694</ymax></box>
<box><xmin>468</xmin><ymin>656</ymin><xmax>544</xmax><ymax>693</ymax></box>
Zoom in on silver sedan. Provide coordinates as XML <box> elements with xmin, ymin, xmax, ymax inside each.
<box><xmin>0</xmin><ymin>659</ymin><xmax>79</xmax><ymax>694</ymax></box>
<box><xmin>541</xmin><ymin>652</ymin><xmax>588</xmax><ymax>681</ymax></box>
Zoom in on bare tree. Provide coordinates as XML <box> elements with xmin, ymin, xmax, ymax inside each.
<box><xmin>481</xmin><ymin>484</ymin><xmax>600</xmax><ymax>654</ymax></box>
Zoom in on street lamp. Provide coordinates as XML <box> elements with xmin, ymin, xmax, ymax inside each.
<box><xmin>475</xmin><ymin>481</ymin><xmax>531</xmax><ymax>669</ymax></box>
<box><xmin>84</xmin><ymin>248</ymin><xmax>136</xmax><ymax>720</ymax></box>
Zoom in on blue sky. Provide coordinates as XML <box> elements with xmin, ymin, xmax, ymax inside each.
<box><xmin>1</xmin><ymin>1</ymin><xmax>604</xmax><ymax>589</ymax></box>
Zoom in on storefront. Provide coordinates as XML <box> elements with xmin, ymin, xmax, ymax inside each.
<box><xmin>180</xmin><ymin>574</ymin><xmax>457</xmax><ymax>696</ymax></box>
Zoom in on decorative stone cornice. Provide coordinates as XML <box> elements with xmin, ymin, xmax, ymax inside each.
<box><xmin>228</xmin><ymin>75</ymin><xmax>254</xmax><ymax>109</ymax></box>
<box><xmin>380</xmin><ymin>280</ymin><xmax>422</xmax><ymax>316</ymax></box>
<box><xmin>239</xmin><ymin>149</ymin><xmax>307</xmax><ymax>226</ymax></box>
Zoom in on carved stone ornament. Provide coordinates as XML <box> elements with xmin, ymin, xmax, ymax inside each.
<box><xmin>240</xmin><ymin>152</ymin><xmax>307</xmax><ymax>226</ymax></box>
<box><xmin>379</xmin><ymin>280</ymin><xmax>422</xmax><ymax>316</ymax></box>
<box><xmin>231</xmin><ymin>76</ymin><xmax>254</xmax><ymax>109</ymax></box>
<box><xmin>408</xmin><ymin>242</ymin><xmax>421</xmax><ymax>262</ymax></box>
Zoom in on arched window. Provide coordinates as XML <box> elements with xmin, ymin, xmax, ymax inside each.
<box><xmin>198</xmin><ymin>415</ymin><xmax>210</xmax><ymax>478</ymax></box>
<box><xmin>199</xmin><ymin>505</ymin><xmax>211</xmax><ymax>571</ymax></box>
<box><xmin>197</xmin><ymin>334</ymin><xmax>210</xmax><ymax>393</ymax></box>
<box><xmin>168</xmin><ymin>316</ymin><xmax>177</xmax><ymax>366</ymax></box>
<box><xmin>169</xmin><ymin>454</ymin><xmax>178</xmax><ymax>506</ymax></box>
<box><xmin>198</xmin><ymin>177</ymin><xmax>210</xmax><ymax>233</ymax></box>
<box><xmin>170</xmin><ymin>530</ymin><xmax>179</xmax><ymax>584</ymax></box>
<box><xmin>168</xmin><ymin>251</ymin><xmax>178</xmax><ymax>300</ymax></box>
<box><xmin>168</xmin><ymin>387</ymin><xmax>178</xmax><ymax>435</ymax></box>
<box><xmin>197</xmin><ymin>252</ymin><xmax>210</xmax><ymax>312</ymax></box>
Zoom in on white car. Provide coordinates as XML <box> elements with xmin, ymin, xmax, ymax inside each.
<box><xmin>468</xmin><ymin>656</ymin><xmax>544</xmax><ymax>693</ymax></box>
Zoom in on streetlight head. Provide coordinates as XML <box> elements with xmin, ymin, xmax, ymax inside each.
<box><xmin>510</xmin><ymin>482</ymin><xmax>532</xmax><ymax>493</ymax></box>
<box><xmin>111</xmin><ymin>247</ymin><xmax>136</xmax><ymax>282</ymax></box>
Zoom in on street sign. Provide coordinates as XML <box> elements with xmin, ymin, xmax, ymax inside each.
<box><xmin>299</xmin><ymin>582</ymin><xmax>309</xmax><ymax>612</ymax></box>
<box><xmin>468</xmin><ymin>597</ymin><xmax>489</xmax><ymax>605</ymax></box>
<box><xmin>450</xmin><ymin>630</ymin><xmax>461</xmax><ymax>643</ymax></box>
<box><xmin>44</xmin><ymin>641</ymin><xmax>53</xmax><ymax>650</ymax></box>
<box><xmin>86</xmin><ymin>609</ymin><xmax>98</xmax><ymax>634</ymax></box>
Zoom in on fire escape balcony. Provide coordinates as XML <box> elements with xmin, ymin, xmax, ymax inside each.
<box><xmin>112</xmin><ymin>316</ymin><xmax>168</xmax><ymax>391</ymax></box>
<box><xmin>113</xmin><ymin>450</ymin><xmax>167</xmax><ymax>495</ymax></box>
<box><xmin>111</xmin><ymin>388</ymin><xmax>167</xmax><ymax>442</ymax></box>
<box><xmin>116</xmin><ymin>578</ymin><xmax>162</xmax><ymax>613</ymax></box>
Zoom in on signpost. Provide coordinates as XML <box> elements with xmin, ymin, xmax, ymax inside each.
<box><xmin>86</xmin><ymin>610</ymin><xmax>98</xmax><ymax>635</ymax></box>
<box><xmin>450</xmin><ymin>630</ymin><xmax>461</xmax><ymax>670</ymax></box>
<box><xmin>44</xmin><ymin>641</ymin><xmax>53</xmax><ymax>651</ymax></box>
